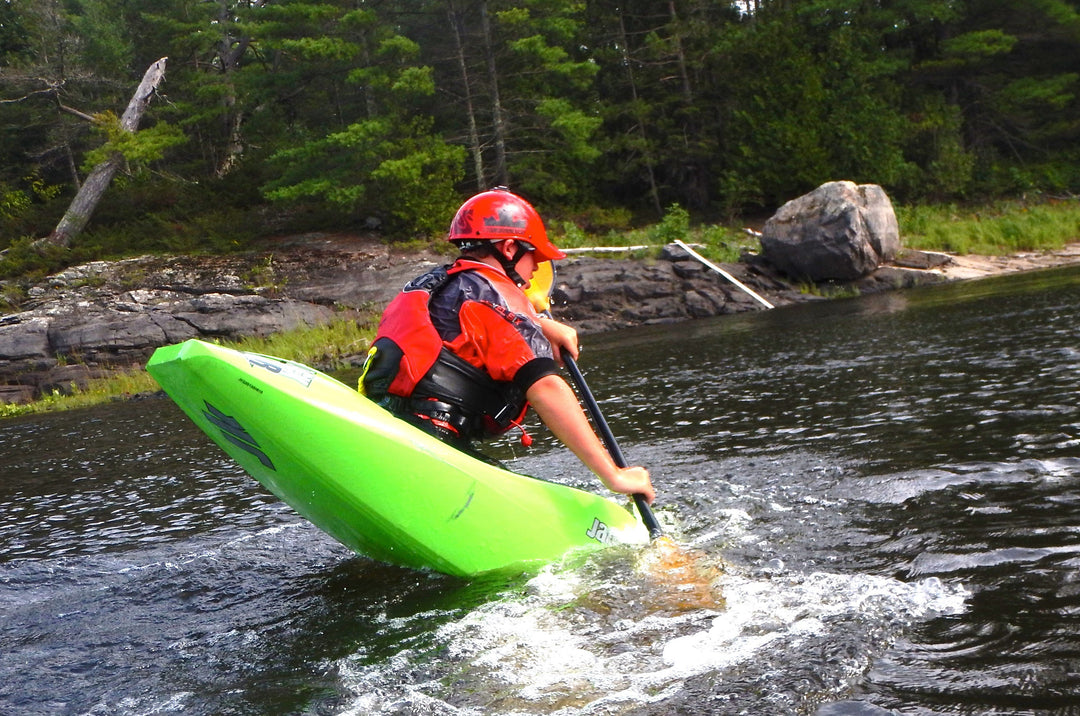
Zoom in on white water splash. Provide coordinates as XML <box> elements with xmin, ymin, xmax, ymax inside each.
<box><xmin>335</xmin><ymin>563</ymin><xmax>969</xmax><ymax>715</ymax></box>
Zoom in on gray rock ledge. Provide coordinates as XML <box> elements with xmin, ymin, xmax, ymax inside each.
<box><xmin>0</xmin><ymin>234</ymin><xmax>951</xmax><ymax>403</ymax></box>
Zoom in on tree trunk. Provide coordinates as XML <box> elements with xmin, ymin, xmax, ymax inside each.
<box><xmin>618</xmin><ymin>9</ymin><xmax>662</xmax><ymax>217</ymax></box>
<box><xmin>668</xmin><ymin>1</ymin><xmax>693</xmax><ymax>105</ymax></box>
<box><xmin>449</xmin><ymin>0</ymin><xmax>486</xmax><ymax>191</ymax></box>
<box><xmin>479</xmin><ymin>0</ymin><xmax>509</xmax><ymax>187</ymax></box>
<box><xmin>213</xmin><ymin>0</ymin><xmax>250</xmax><ymax>178</ymax></box>
<box><xmin>40</xmin><ymin>57</ymin><xmax>168</xmax><ymax>249</ymax></box>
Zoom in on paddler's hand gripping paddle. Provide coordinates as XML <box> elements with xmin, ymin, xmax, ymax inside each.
<box><xmin>526</xmin><ymin>260</ymin><xmax>665</xmax><ymax>541</ymax></box>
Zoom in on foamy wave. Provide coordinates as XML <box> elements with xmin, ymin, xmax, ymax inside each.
<box><xmin>334</xmin><ymin>564</ymin><xmax>969</xmax><ymax>715</ymax></box>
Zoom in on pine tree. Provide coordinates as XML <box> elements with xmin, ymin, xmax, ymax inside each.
<box><xmin>259</xmin><ymin>1</ymin><xmax>465</xmax><ymax>236</ymax></box>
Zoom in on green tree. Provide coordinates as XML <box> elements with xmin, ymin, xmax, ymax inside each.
<box><xmin>0</xmin><ymin>1</ymin><xmax>108</xmax><ymax>190</ymax></box>
<box><xmin>587</xmin><ymin>0</ymin><xmax>741</xmax><ymax>215</ymax></box>
<box><xmin>0</xmin><ymin>0</ymin><xmax>29</xmax><ymax>60</ymax></box>
<box><xmin>260</xmin><ymin>3</ymin><xmax>465</xmax><ymax>235</ymax></box>
<box><xmin>0</xmin><ymin>0</ymin><xmax>187</xmax><ymax>244</ymax></box>
<box><xmin>709</xmin><ymin>1</ymin><xmax>925</xmax><ymax>208</ymax></box>
<box><xmin>123</xmin><ymin>0</ymin><xmax>264</xmax><ymax>179</ymax></box>
<box><xmin>3</xmin><ymin>0</ymin><xmax>1080</xmax><ymax>251</ymax></box>
<box><xmin>490</xmin><ymin>0</ymin><xmax>604</xmax><ymax>203</ymax></box>
<box><xmin>415</xmin><ymin>0</ymin><xmax>607</xmax><ymax>206</ymax></box>
<box><xmin>911</xmin><ymin>0</ymin><xmax>1080</xmax><ymax>194</ymax></box>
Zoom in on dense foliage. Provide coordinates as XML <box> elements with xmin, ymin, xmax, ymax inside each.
<box><xmin>1</xmin><ymin>0</ymin><xmax>1078</xmax><ymax>245</ymax></box>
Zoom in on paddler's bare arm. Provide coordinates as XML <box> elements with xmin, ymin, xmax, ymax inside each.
<box><xmin>526</xmin><ymin>374</ymin><xmax>655</xmax><ymax>504</ymax></box>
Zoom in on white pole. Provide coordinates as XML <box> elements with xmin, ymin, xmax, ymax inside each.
<box><xmin>561</xmin><ymin>245</ymin><xmax>651</xmax><ymax>254</ymax></box>
<box><xmin>674</xmin><ymin>239</ymin><xmax>774</xmax><ymax>310</ymax></box>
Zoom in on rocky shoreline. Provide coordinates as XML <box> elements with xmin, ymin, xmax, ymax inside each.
<box><xmin>2</xmin><ymin>233</ymin><xmax>1079</xmax><ymax>404</ymax></box>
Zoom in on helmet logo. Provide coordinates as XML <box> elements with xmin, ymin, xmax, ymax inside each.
<box><xmin>451</xmin><ymin>207</ymin><xmax>477</xmax><ymax>236</ymax></box>
<box><xmin>485</xmin><ymin>207</ymin><xmax>528</xmax><ymax>233</ymax></box>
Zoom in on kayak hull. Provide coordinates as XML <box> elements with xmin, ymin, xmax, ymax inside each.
<box><xmin>146</xmin><ymin>339</ymin><xmax>647</xmax><ymax>576</ymax></box>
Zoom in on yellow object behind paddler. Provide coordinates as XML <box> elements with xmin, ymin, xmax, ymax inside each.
<box><xmin>525</xmin><ymin>259</ymin><xmax>555</xmax><ymax>313</ymax></box>
<box><xmin>356</xmin><ymin>344</ymin><xmax>378</xmax><ymax>396</ymax></box>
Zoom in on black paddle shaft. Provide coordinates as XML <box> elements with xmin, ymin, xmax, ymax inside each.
<box><xmin>563</xmin><ymin>354</ymin><xmax>664</xmax><ymax>540</ymax></box>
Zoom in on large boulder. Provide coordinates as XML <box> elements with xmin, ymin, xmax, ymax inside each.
<box><xmin>760</xmin><ymin>181</ymin><xmax>900</xmax><ymax>281</ymax></box>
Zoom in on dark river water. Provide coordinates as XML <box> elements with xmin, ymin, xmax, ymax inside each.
<box><xmin>3</xmin><ymin>265</ymin><xmax>1080</xmax><ymax>715</ymax></box>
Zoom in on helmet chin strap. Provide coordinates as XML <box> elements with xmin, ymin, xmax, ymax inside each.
<box><xmin>496</xmin><ymin>242</ymin><xmax>531</xmax><ymax>287</ymax></box>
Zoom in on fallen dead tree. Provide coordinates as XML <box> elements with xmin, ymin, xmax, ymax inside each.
<box><xmin>36</xmin><ymin>57</ymin><xmax>169</xmax><ymax>250</ymax></box>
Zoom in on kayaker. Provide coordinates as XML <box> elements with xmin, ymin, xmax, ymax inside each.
<box><xmin>360</xmin><ymin>187</ymin><xmax>655</xmax><ymax>504</ymax></box>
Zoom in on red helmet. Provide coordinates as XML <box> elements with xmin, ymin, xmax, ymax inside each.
<box><xmin>448</xmin><ymin>188</ymin><xmax>566</xmax><ymax>262</ymax></box>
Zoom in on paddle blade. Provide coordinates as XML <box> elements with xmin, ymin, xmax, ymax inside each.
<box><xmin>525</xmin><ymin>260</ymin><xmax>555</xmax><ymax>313</ymax></box>
<box><xmin>637</xmin><ymin>536</ymin><xmax>725</xmax><ymax>613</ymax></box>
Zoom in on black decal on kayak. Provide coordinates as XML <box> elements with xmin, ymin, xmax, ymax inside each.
<box><xmin>449</xmin><ymin>490</ymin><xmax>475</xmax><ymax>521</ymax></box>
<box><xmin>586</xmin><ymin>517</ymin><xmax>611</xmax><ymax>544</ymax></box>
<box><xmin>203</xmin><ymin>401</ymin><xmax>276</xmax><ymax>470</ymax></box>
<box><xmin>237</xmin><ymin>378</ymin><xmax>263</xmax><ymax>394</ymax></box>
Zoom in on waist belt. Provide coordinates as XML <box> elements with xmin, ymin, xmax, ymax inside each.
<box><xmin>403</xmin><ymin>397</ymin><xmax>481</xmax><ymax>439</ymax></box>
<box><xmin>411</xmin><ymin>349</ymin><xmax>526</xmax><ymax>432</ymax></box>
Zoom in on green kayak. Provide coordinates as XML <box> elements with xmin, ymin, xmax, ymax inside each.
<box><xmin>146</xmin><ymin>339</ymin><xmax>648</xmax><ymax>576</ymax></box>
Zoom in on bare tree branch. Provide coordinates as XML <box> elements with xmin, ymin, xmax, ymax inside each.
<box><xmin>57</xmin><ymin>102</ymin><xmax>96</xmax><ymax>122</ymax></box>
<box><xmin>0</xmin><ymin>87</ymin><xmax>57</xmax><ymax>104</ymax></box>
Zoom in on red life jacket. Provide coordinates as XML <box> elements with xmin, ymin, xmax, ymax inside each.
<box><xmin>360</xmin><ymin>264</ymin><xmax>529</xmax><ymax>440</ymax></box>
<box><xmin>370</xmin><ymin>265</ymin><xmax>459</xmax><ymax>398</ymax></box>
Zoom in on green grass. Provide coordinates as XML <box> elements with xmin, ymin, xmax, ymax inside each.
<box><xmin>223</xmin><ymin>314</ymin><xmax>376</xmax><ymax>365</ymax></box>
<box><xmin>896</xmin><ymin>198</ymin><xmax>1080</xmax><ymax>255</ymax></box>
<box><xmin>553</xmin><ymin>196</ymin><xmax>1080</xmax><ymax>262</ymax></box>
<box><xmin>0</xmin><ymin>315</ymin><xmax>378</xmax><ymax>420</ymax></box>
<box><xmin>0</xmin><ymin>369</ymin><xmax>162</xmax><ymax>419</ymax></box>
<box><xmin>551</xmin><ymin>203</ymin><xmax>758</xmax><ymax>263</ymax></box>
